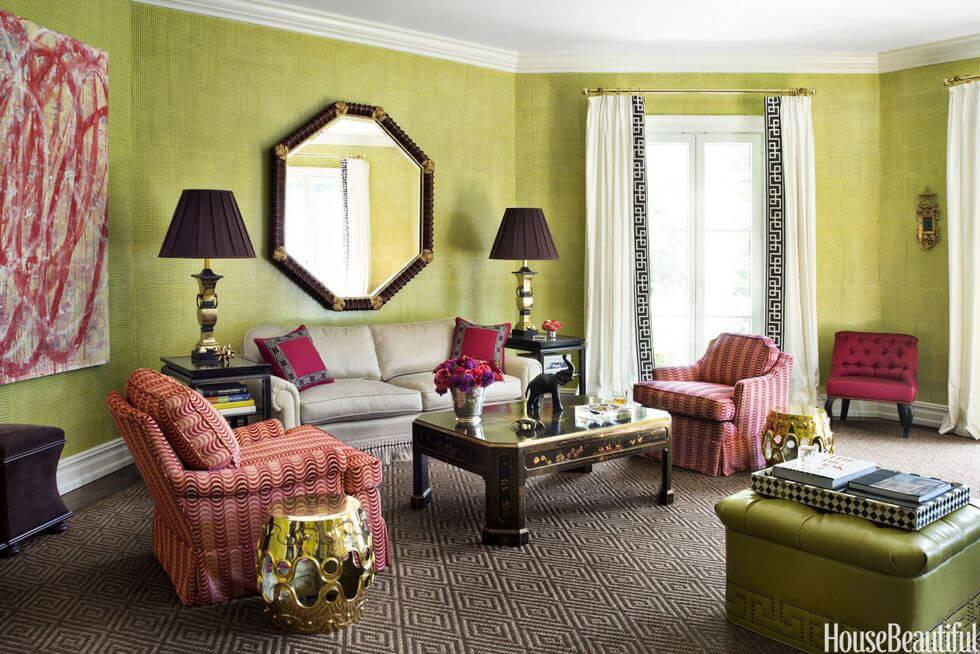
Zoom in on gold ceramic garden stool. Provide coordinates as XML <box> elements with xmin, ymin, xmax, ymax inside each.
<box><xmin>761</xmin><ymin>405</ymin><xmax>834</xmax><ymax>466</ymax></box>
<box><xmin>256</xmin><ymin>494</ymin><xmax>374</xmax><ymax>633</ymax></box>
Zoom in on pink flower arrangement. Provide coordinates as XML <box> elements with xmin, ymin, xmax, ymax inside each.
<box><xmin>542</xmin><ymin>319</ymin><xmax>563</xmax><ymax>333</ymax></box>
<box><xmin>433</xmin><ymin>355</ymin><xmax>503</xmax><ymax>395</ymax></box>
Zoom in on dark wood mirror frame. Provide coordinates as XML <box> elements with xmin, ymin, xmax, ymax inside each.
<box><xmin>270</xmin><ymin>101</ymin><xmax>434</xmax><ymax>311</ymax></box>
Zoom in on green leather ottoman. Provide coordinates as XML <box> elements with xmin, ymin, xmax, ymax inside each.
<box><xmin>716</xmin><ymin>490</ymin><xmax>980</xmax><ymax>653</ymax></box>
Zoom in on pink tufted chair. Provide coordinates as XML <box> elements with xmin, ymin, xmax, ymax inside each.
<box><xmin>824</xmin><ymin>331</ymin><xmax>918</xmax><ymax>437</ymax></box>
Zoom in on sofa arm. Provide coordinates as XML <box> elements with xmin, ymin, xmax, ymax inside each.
<box><xmin>232</xmin><ymin>419</ymin><xmax>285</xmax><ymax>445</ymax></box>
<box><xmin>269</xmin><ymin>375</ymin><xmax>301</xmax><ymax>430</ymax></box>
<box><xmin>504</xmin><ymin>353</ymin><xmax>543</xmax><ymax>392</ymax></box>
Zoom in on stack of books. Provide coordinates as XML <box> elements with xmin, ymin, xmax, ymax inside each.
<box><xmin>200</xmin><ymin>382</ymin><xmax>256</xmax><ymax>419</ymax></box>
<box><xmin>847</xmin><ymin>470</ymin><xmax>952</xmax><ymax>508</ymax></box>
<box><xmin>772</xmin><ymin>453</ymin><xmax>878</xmax><ymax>490</ymax></box>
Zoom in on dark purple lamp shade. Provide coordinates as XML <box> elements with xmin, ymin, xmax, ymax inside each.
<box><xmin>488</xmin><ymin>208</ymin><xmax>559</xmax><ymax>261</ymax></box>
<box><xmin>159</xmin><ymin>190</ymin><xmax>256</xmax><ymax>259</ymax></box>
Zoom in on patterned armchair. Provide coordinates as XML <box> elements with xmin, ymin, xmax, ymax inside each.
<box><xmin>107</xmin><ymin>369</ymin><xmax>390</xmax><ymax>605</ymax></box>
<box><xmin>634</xmin><ymin>333</ymin><xmax>792</xmax><ymax>476</ymax></box>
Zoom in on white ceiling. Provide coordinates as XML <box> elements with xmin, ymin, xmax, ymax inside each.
<box><xmin>140</xmin><ymin>0</ymin><xmax>980</xmax><ymax>72</ymax></box>
<box><xmin>279</xmin><ymin>0</ymin><xmax>980</xmax><ymax>56</ymax></box>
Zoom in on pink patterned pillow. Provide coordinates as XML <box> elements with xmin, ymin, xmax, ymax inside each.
<box><xmin>700</xmin><ymin>333</ymin><xmax>780</xmax><ymax>386</ymax></box>
<box><xmin>254</xmin><ymin>325</ymin><xmax>334</xmax><ymax>391</ymax></box>
<box><xmin>126</xmin><ymin>368</ymin><xmax>240</xmax><ymax>470</ymax></box>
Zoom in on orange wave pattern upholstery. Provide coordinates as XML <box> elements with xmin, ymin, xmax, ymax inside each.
<box><xmin>635</xmin><ymin>333</ymin><xmax>792</xmax><ymax>476</ymax></box>
<box><xmin>107</xmin><ymin>371</ymin><xmax>391</xmax><ymax>605</ymax></box>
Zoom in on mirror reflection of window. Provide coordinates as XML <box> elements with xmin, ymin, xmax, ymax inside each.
<box><xmin>285</xmin><ymin>166</ymin><xmax>345</xmax><ymax>289</ymax></box>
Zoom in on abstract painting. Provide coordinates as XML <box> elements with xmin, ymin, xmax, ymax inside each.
<box><xmin>0</xmin><ymin>10</ymin><xmax>109</xmax><ymax>385</ymax></box>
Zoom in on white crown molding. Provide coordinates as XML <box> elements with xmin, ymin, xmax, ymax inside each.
<box><xmin>135</xmin><ymin>0</ymin><xmax>977</xmax><ymax>75</ymax></box>
<box><xmin>516</xmin><ymin>51</ymin><xmax>879</xmax><ymax>74</ymax></box>
<box><xmin>57</xmin><ymin>437</ymin><xmax>133</xmax><ymax>495</ymax></box>
<box><xmin>879</xmin><ymin>34</ymin><xmax>980</xmax><ymax>74</ymax></box>
<box><xmin>133</xmin><ymin>0</ymin><xmax>520</xmax><ymax>72</ymax></box>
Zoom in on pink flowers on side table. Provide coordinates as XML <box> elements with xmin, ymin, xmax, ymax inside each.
<box><xmin>542</xmin><ymin>319</ymin><xmax>563</xmax><ymax>339</ymax></box>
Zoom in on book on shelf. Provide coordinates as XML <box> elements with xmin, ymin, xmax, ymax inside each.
<box><xmin>200</xmin><ymin>382</ymin><xmax>249</xmax><ymax>398</ymax></box>
<box><xmin>218</xmin><ymin>405</ymin><xmax>257</xmax><ymax>417</ymax></box>
<box><xmin>214</xmin><ymin>399</ymin><xmax>255</xmax><ymax>411</ymax></box>
<box><xmin>772</xmin><ymin>453</ymin><xmax>878</xmax><ymax>490</ymax></box>
<box><xmin>207</xmin><ymin>393</ymin><xmax>252</xmax><ymax>404</ymax></box>
<box><xmin>847</xmin><ymin>469</ymin><xmax>951</xmax><ymax>505</ymax></box>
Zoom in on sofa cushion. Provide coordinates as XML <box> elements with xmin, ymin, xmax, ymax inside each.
<box><xmin>371</xmin><ymin>319</ymin><xmax>454</xmax><ymax>380</ymax></box>
<box><xmin>716</xmin><ymin>490</ymin><xmax>980</xmax><ymax>578</ymax></box>
<box><xmin>451</xmin><ymin>317</ymin><xmax>511</xmax><ymax>369</ymax></box>
<box><xmin>299</xmin><ymin>379</ymin><xmax>422</xmax><ymax>425</ymax></box>
<box><xmin>253</xmin><ymin>325</ymin><xmax>334</xmax><ymax>391</ymax></box>
<box><xmin>386</xmin><ymin>371</ymin><xmax>523</xmax><ymax>411</ymax></box>
<box><xmin>244</xmin><ymin>324</ymin><xmax>382</xmax><ymax>380</ymax></box>
<box><xmin>701</xmin><ymin>333</ymin><xmax>780</xmax><ymax>386</ymax></box>
<box><xmin>826</xmin><ymin>375</ymin><xmax>916</xmax><ymax>403</ymax></box>
<box><xmin>125</xmin><ymin>368</ymin><xmax>240</xmax><ymax>470</ymax></box>
<box><xmin>634</xmin><ymin>380</ymin><xmax>735</xmax><ymax>421</ymax></box>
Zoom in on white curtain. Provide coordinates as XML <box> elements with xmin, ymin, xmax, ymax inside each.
<box><xmin>585</xmin><ymin>96</ymin><xmax>638</xmax><ymax>397</ymax></box>
<box><xmin>344</xmin><ymin>158</ymin><xmax>371</xmax><ymax>296</ymax></box>
<box><xmin>941</xmin><ymin>82</ymin><xmax>980</xmax><ymax>440</ymax></box>
<box><xmin>780</xmin><ymin>97</ymin><xmax>820</xmax><ymax>406</ymax></box>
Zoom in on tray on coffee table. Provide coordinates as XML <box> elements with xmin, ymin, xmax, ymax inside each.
<box><xmin>751</xmin><ymin>468</ymin><xmax>971</xmax><ymax>531</ymax></box>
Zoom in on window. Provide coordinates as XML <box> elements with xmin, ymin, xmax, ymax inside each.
<box><xmin>645</xmin><ymin>116</ymin><xmax>765</xmax><ymax>366</ymax></box>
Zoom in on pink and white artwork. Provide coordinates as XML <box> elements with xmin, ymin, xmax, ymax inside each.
<box><xmin>0</xmin><ymin>10</ymin><xmax>109</xmax><ymax>385</ymax></box>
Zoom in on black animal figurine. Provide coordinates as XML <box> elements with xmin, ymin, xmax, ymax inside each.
<box><xmin>525</xmin><ymin>355</ymin><xmax>575</xmax><ymax>415</ymax></box>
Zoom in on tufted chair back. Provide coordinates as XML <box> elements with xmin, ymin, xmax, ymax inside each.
<box><xmin>829</xmin><ymin>331</ymin><xmax>918</xmax><ymax>381</ymax></box>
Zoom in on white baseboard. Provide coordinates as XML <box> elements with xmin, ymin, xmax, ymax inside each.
<box><xmin>57</xmin><ymin>437</ymin><xmax>134</xmax><ymax>495</ymax></box>
<box><xmin>823</xmin><ymin>397</ymin><xmax>948</xmax><ymax>429</ymax></box>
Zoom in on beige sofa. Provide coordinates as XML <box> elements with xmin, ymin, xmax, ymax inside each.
<box><xmin>243</xmin><ymin>319</ymin><xmax>541</xmax><ymax>455</ymax></box>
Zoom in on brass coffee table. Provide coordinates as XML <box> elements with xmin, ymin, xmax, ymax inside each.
<box><xmin>411</xmin><ymin>396</ymin><xmax>672</xmax><ymax>546</ymax></box>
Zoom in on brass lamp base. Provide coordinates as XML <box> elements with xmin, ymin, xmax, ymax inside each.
<box><xmin>511</xmin><ymin>260</ymin><xmax>537</xmax><ymax>336</ymax></box>
<box><xmin>191</xmin><ymin>259</ymin><xmax>222</xmax><ymax>365</ymax></box>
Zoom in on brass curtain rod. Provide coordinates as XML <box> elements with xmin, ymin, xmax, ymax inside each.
<box><xmin>581</xmin><ymin>86</ymin><xmax>815</xmax><ymax>97</ymax></box>
<box><xmin>943</xmin><ymin>74</ymin><xmax>980</xmax><ymax>87</ymax></box>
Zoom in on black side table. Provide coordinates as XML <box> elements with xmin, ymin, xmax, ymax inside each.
<box><xmin>161</xmin><ymin>356</ymin><xmax>272</xmax><ymax>428</ymax></box>
<box><xmin>506</xmin><ymin>334</ymin><xmax>587</xmax><ymax>395</ymax></box>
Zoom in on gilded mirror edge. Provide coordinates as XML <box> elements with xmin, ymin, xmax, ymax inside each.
<box><xmin>269</xmin><ymin>100</ymin><xmax>434</xmax><ymax>312</ymax></box>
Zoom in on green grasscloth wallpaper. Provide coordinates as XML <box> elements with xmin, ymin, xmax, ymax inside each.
<box><xmin>879</xmin><ymin>57</ymin><xmax>980</xmax><ymax>404</ymax></box>
<box><xmin>0</xmin><ymin>0</ymin><xmax>968</xmax><ymax>458</ymax></box>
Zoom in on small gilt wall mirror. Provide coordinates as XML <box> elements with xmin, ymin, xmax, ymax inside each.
<box><xmin>271</xmin><ymin>101</ymin><xmax>434</xmax><ymax>311</ymax></box>
<box><xmin>917</xmin><ymin>188</ymin><xmax>939</xmax><ymax>251</ymax></box>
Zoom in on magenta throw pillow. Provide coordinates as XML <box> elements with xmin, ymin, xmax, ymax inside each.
<box><xmin>451</xmin><ymin>317</ymin><xmax>511</xmax><ymax>370</ymax></box>
<box><xmin>254</xmin><ymin>325</ymin><xmax>334</xmax><ymax>390</ymax></box>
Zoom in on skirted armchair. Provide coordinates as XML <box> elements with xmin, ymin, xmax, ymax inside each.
<box><xmin>634</xmin><ymin>333</ymin><xmax>792</xmax><ymax>476</ymax></box>
<box><xmin>107</xmin><ymin>369</ymin><xmax>391</xmax><ymax>605</ymax></box>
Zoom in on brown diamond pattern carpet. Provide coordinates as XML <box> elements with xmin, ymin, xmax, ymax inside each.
<box><xmin>1</xmin><ymin>419</ymin><xmax>977</xmax><ymax>653</ymax></box>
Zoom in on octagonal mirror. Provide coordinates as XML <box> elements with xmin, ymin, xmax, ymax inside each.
<box><xmin>271</xmin><ymin>101</ymin><xmax>434</xmax><ymax>311</ymax></box>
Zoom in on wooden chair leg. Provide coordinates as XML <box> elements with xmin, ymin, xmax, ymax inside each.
<box><xmin>840</xmin><ymin>399</ymin><xmax>850</xmax><ymax>422</ymax></box>
<box><xmin>824</xmin><ymin>397</ymin><xmax>836</xmax><ymax>424</ymax></box>
<box><xmin>897</xmin><ymin>403</ymin><xmax>913</xmax><ymax>438</ymax></box>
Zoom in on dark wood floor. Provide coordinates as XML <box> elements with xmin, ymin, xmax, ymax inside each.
<box><xmin>63</xmin><ymin>464</ymin><xmax>143</xmax><ymax>512</ymax></box>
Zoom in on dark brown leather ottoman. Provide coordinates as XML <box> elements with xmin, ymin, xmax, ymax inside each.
<box><xmin>0</xmin><ymin>424</ymin><xmax>72</xmax><ymax>555</ymax></box>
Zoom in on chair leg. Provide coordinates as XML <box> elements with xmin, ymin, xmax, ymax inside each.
<box><xmin>840</xmin><ymin>399</ymin><xmax>850</xmax><ymax>422</ymax></box>
<box><xmin>897</xmin><ymin>403</ymin><xmax>913</xmax><ymax>438</ymax></box>
<box><xmin>824</xmin><ymin>397</ymin><xmax>836</xmax><ymax>424</ymax></box>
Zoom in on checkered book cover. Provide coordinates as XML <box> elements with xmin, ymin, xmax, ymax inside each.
<box><xmin>751</xmin><ymin>469</ymin><xmax>971</xmax><ymax>531</ymax></box>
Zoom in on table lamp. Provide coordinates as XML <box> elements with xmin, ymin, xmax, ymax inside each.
<box><xmin>159</xmin><ymin>189</ymin><xmax>255</xmax><ymax>364</ymax></box>
<box><xmin>488</xmin><ymin>208</ymin><xmax>559</xmax><ymax>336</ymax></box>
